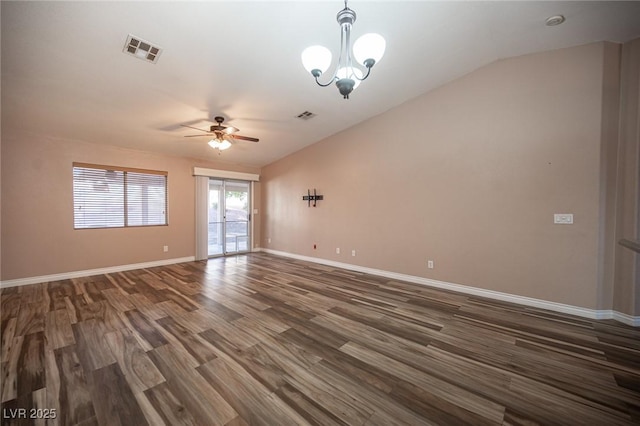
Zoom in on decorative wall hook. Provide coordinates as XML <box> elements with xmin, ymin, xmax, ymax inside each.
<box><xmin>302</xmin><ymin>188</ymin><xmax>324</xmax><ymax>207</ymax></box>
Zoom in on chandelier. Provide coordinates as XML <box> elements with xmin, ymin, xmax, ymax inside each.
<box><xmin>301</xmin><ymin>1</ymin><xmax>385</xmax><ymax>99</ymax></box>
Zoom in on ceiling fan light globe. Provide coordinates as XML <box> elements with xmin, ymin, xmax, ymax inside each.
<box><xmin>353</xmin><ymin>33</ymin><xmax>385</xmax><ymax>66</ymax></box>
<box><xmin>208</xmin><ymin>139</ymin><xmax>231</xmax><ymax>150</ymax></box>
<box><xmin>302</xmin><ymin>45</ymin><xmax>332</xmax><ymax>74</ymax></box>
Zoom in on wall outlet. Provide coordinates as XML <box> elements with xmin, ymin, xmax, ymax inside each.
<box><xmin>351</xmin><ymin>249</ymin><xmax>356</xmax><ymax>257</ymax></box>
<box><xmin>253</xmin><ymin>209</ymin><xmax>259</xmax><ymax>214</ymax></box>
<box><xmin>554</xmin><ymin>213</ymin><xmax>573</xmax><ymax>224</ymax></box>
<box><xmin>336</xmin><ymin>247</ymin><xmax>340</xmax><ymax>254</ymax></box>
<box><xmin>427</xmin><ymin>260</ymin><xmax>434</xmax><ymax>269</ymax></box>
<box><xmin>268</xmin><ymin>238</ymin><xmax>271</xmax><ymax>244</ymax></box>
<box><xmin>163</xmin><ymin>245</ymin><xmax>169</xmax><ymax>252</ymax></box>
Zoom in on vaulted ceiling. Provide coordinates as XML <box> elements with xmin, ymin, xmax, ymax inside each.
<box><xmin>3</xmin><ymin>1</ymin><xmax>640</xmax><ymax>168</ymax></box>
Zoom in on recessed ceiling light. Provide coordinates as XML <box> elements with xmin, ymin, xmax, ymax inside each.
<box><xmin>545</xmin><ymin>15</ymin><xmax>565</xmax><ymax>27</ymax></box>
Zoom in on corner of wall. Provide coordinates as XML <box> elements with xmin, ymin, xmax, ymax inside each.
<box><xmin>598</xmin><ymin>41</ymin><xmax>622</xmax><ymax>311</ymax></box>
<box><xmin>612</xmin><ymin>37</ymin><xmax>640</xmax><ymax>316</ymax></box>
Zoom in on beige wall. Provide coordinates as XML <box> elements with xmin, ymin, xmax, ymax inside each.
<box><xmin>0</xmin><ymin>134</ymin><xmax>260</xmax><ymax>280</ymax></box>
<box><xmin>613</xmin><ymin>38</ymin><xmax>640</xmax><ymax>316</ymax></box>
<box><xmin>261</xmin><ymin>42</ymin><xmax>615</xmax><ymax>310</ymax></box>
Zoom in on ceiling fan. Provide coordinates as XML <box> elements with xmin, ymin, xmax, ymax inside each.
<box><xmin>181</xmin><ymin>116</ymin><xmax>259</xmax><ymax>151</ymax></box>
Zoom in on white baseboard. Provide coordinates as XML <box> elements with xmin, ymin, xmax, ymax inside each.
<box><xmin>0</xmin><ymin>256</ymin><xmax>196</xmax><ymax>288</ymax></box>
<box><xmin>259</xmin><ymin>248</ymin><xmax>639</xmax><ymax>327</ymax></box>
<box><xmin>4</xmin><ymin>249</ymin><xmax>638</xmax><ymax>327</ymax></box>
<box><xmin>612</xmin><ymin>311</ymin><xmax>640</xmax><ymax>327</ymax></box>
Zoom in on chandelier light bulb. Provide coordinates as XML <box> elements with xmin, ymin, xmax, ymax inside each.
<box><xmin>301</xmin><ymin>45</ymin><xmax>332</xmax><ymax>75</ymax></box>
<box><xmin>353</xmin><ymin>33</ymin><xmax>386</xmax><ymax>67</ymax></box>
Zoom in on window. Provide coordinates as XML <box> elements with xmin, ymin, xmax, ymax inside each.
<box><xmin>73</xmin><ymin>163</ymin><xmax>167</xmax><ymax>229</ymax></box>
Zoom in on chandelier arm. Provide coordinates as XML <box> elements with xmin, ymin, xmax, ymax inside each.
<box><xmin>353</xmin><ymin>65</ymin><xmax>372</xmax><ymax>81</ymax></box>
<box><xmin>314</xmin><ymin>75</ymin><xmax>336</xmax><ymax>87</ymax></box>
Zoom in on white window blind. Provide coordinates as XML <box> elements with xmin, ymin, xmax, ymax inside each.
<box><xmin>73</xmin><ymin>163</ymin><xmax>167</xmax><ymax>229</ymax></box>
<box><xmin>126</xmin><ymin>172</ymin><xmax>167</xmax><ymax>226</ymax></box>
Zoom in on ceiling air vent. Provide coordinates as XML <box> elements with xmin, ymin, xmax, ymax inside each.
<box><xmin>296</xmin><ymin>111</ymin><xmax>316</xmax><ymax>120</ymax></box>
<box><xmin>123</xmin><ymin>34</ymin><xmax>162</xmax><ymax>64</ymax></box>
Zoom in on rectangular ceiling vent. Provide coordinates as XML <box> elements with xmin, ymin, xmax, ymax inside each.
<box><xmin>296</xmin><ymin>111</ymin><xmax>316</xmax><ymax>120</ymax></box>
<box><xmin>123</xmin><ymin>34</ymin><xmax>162</xmax><ymax>64</ymax></box>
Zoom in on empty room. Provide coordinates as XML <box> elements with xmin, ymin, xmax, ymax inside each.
<box><xmin>1</xmin><ymin>1</ymin><xmax>640</xmax><ymax>425</ymax></box>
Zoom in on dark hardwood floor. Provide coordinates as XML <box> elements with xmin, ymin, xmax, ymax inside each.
<box><xmin>1</xmin><ymin>253</ymin><xmax>639</xmax><ymax>425</ymax></box>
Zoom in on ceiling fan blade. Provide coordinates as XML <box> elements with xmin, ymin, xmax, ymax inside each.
<box><xmin>184</xmin><ymin>134</ymin><xmax>213</xmax><ymax>138</ymax></box>
<box><xmin>180</xmin><ymin>124</ymin><xmax>210</xmax><ymax>133</ymax></box>
<box><xmin>230</xmin><ymin>134</ymin><xmax>259</xmax><ymax>142</ymax></box>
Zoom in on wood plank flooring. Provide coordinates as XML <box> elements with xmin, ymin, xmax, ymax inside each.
<box><xmin>1</xmin><ymin>253</ymin><xmax>639</xmax><ymax>425</ymax></box>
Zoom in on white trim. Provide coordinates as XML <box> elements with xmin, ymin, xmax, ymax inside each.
<box><xmin>259</xmin><ymin>248</ymin><xmax>639</xmax><ymax>326</ymax></box>
<box><xmin>3</xmin><ymin>248</ymin><xmax>637</xmax><ymax>327</ymax></box>
<box><xmin>194</xmin><ymin>176</ymin><xmax>209</xmax><ymax>261</ymax></box>
<box><xmin>612</xmin><ymin>311</ymin><xmax>640</xmax><ymax>327</ymax></box>
<box><xmin>250</xmin><ymin>181</ymin><xmax>256</xmax><ymax>251</ymax></box>
<box><xmin>192</xmin><ymin>167</ymin><xmax>259</xmax><ymax>182</ymax></box>
<box><xmin>0</xmin><ymin>256</ymin><xmax>196</xmax><ymax>288</ymax></box>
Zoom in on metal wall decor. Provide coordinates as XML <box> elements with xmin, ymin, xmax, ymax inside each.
<box><xmin>302</xmin><ymin>189</ymin><xmax>324</xmax><ymax>207</ymax></box>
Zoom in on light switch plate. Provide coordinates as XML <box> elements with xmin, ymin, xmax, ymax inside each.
<box><xmin>554</xmin><ymin>214</ymin><xmax>573</xmax><ymax>224</ymax></box>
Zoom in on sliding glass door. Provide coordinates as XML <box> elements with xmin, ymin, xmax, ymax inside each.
<box><xmin>208</xmin><ymin>179</ymin><xmax>250</xmax><ymax>257</ymax></box>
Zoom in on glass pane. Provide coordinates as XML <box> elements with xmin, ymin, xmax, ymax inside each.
<box><xmin>126</xmin><ymin>172</ymin><xmax>167</xmax><ymax>226</ymax></box>
<box><xmin>225</xmin><ymin>181</ymin><xmax>250</xmax><ymax>254</ymax></box>
<box><xmin>208</xmin><ymin>180</ymin><xmax>224</xmax><ymax>256</ymax></box>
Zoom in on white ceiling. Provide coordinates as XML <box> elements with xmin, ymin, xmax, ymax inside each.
<box><xmin>2</xmin><ymin>1</ymin><xmax>640</xmax><ymax>169</ymax></box>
